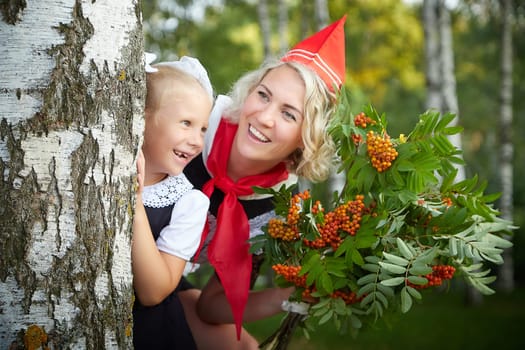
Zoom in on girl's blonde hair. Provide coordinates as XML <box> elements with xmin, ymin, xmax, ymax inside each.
<box><xmin>145</xmin><ymin>64</ymin><xmax>213</xmax><ymax>123</ymax></box>
<box><xmin>224</xmin><ymin>60</ymin><xmax>337</xmax><ymax>183</ymax></box>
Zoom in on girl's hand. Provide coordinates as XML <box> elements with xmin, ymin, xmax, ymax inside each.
<box><xmin>136</xmin><ymin>149</ymin><xmax>145</xmax><ymax>194</ymax></box>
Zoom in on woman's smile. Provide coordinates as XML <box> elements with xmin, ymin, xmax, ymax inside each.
<box><xmin>248</xmin><ymin>124</ymin><xmax>270</xmax><ymax>143</ymax></box>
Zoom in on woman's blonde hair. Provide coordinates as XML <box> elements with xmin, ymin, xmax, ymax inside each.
<box><xmin>224</xmin><ymin>60</ymin><xmax>337</xmax><ymax>183</ymax></box>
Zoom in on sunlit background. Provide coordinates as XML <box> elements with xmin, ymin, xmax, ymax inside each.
<box><xmin>142</xmin><ymin>1</ymin><xmax>524</xmax><ymax>348</ymax></box>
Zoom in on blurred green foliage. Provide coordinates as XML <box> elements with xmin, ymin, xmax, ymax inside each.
<box><xmin>245</xmin><ymin>286</ymin><xmax>525</xmax><ymax>349</ymax></box>
<box><xmin>141</xmin><ymin>0</ymin><xmax>524</xmax><ymax>281</ymax></box>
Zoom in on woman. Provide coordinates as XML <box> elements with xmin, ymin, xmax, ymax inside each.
<box><xmin>183</xmin><ymin>16</ymin><xmax>347</xmax><ymax>340</ymax></box>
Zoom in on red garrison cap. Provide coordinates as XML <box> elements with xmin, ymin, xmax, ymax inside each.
<box><xmin>281</xmin><ymin>15</ymin><xmax>346</xmax><ymax>91</ymax></box>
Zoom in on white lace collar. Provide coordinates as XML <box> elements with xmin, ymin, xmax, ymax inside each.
<box><xmin>142</xmin><ymin>174</ymin><xmax>194</xmax><ymax>208</ymax></box>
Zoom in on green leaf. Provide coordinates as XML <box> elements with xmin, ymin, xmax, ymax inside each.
<box><xmin>396</xmin><ymin>159</ymin><xmax>416</xmax><ymax>172</ymax></box>
<box><xmin>443</xmin><ymin>126</ymin><xmax>464</xmax><ymax>135</ymax></box>
<box><xmin>415</xmin><ymin>247</ymin><xmax>438</xmax><ymax>265</ymax></box>
<box><xmin>449</xmin><ymin>237</ymin><xmax>458</xmax><ymax>256</ymax></box>
<box><xmin>301</xmin><ymin>250</ymin><xmax>321</xmax><ymax>274</ymax></box>
<box><xmin>319</xmin><ymin>271</ymin><xmax>334</xmax><ymax>294</ymax></box>
<box><xmin>350</xmin><ymin>314</ymin><xmax>362</xmax><ymax>329</ymax></box>
<box><xmin>379</xmin><ymin>262</ymin><xmax>407</xmax><ymax>274</ymax></box>
<box><xmin>409</xmin><ymin>264</ymin><xmax>432</xmax><ymax>276</ymax></box>
<box><xmin>357</xmin><ymin>273</ymin><xmax>378</xmax><ymax>285</ymax></box>
<box><xmin>356</xmin><ymin>234</ymin><xmax>379</xmax><ymax>249</ymax></box>
<box><xmin>375</xmin><ymin>290</ymin><xmax>389</xmax><ymax>309</ymax></box>
<box><xmin>435</xmin><ymin>111</ymin><xmax>456</xmax><ymax>130</ymax></box>
<box><xmin>376</xmin><ymin>283</ymin><xmax>395</xmax><ymax>298</ymax></box>
<box><xmin>318</xmin><ymin>309</ymin><xmax>334</xmax><ymax>325</ymax></box>
<box><xmin>380</xmin><ymin>277</ymin><xmax>405</xmax><ymax>286</ymax></box>
<box><xmin>407</xmin><ymin>276</ymin><xmax>428</xmax><ymax>285</ymax></box>
<box><xmin>406</xmin><ymin>285</ymin><xmax>422</xmax><ymax>300</ymax></box>
<box><xmin>365</xmin><ymin>256</ymin><xmax>381</xmax><ymax>264</ymax></box>
<box><xmin>383</xmin><ymin>252</ymin><xmax>410</xmax><ymax>266</ymax></box>
<box><xmin>401</xmin><ymin>287</ymin><xmax>413</xmax><ymax>313</ymax></box>
<box><xmin>351</xmin><ymin>249</ymin><xmax>365</xmax><ymax>266</ymax></box>
<box><xmin>396</xmin><ymin>238</ymin><xmax>415</xmax><ymax>259</ymax></box>
<box><xmin>248</xmin><ymin>240</ymin><xmax>266</xmax><ymax>254</ymax></box>
<box><xmin>362</xmin><ymin>263</ymin><xmax>380</xmax><ymax>273</ymax></box>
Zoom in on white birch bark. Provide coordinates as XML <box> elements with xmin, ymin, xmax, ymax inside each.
<box><xmin>257</xmin><ymin>0</ymin><xmax>272</xmax><ymax>60</ymax></box>
<box><xmin>423</xmin><ymin>0</ymin><xmax>442</xmax><ymax>110</ymax></box>
<box><xmin>314</xmin><ymin>0</ymin><xmax>329</xmax><ymax>29</ymax></box>
<box><xmin>497</xmin><ymin>0</ymin><xmax>514</xmax><ymax>292</ymax></box>
<box><xmin>277</xmin><ymin>0</ymin><xmax>289</xmax><ymax>55</ymax></box>
<box><xmin>438</xmin><ymin>0</ymin><xmax>465</xmax><ymax>181</ymax></box>
<box><xmin>424</xmin><ymin>0</ymin><xmax>480</xmax><ymax>304</ymax></box>
<box><xmin>423</xmin><ymin>0</ymin><xmax>465</xmax><ymax>180</ymax></box>
<box><xmin>0</xmin><ymin>0</ymin><xmax>144</xmax><ymax>348</ymax></box>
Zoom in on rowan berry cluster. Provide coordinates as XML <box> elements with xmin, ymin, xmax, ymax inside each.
<box><xmin>352</xmin><ymin>134</ymin><xmax>363</xmax><ymax>145</ymax></box>
<box><xmin>267</xmin><ymin>218</ymin><xmax>299</xmax><ymax>241</ymax></box>
<box><xmin>442</xmin><ymin>197</ymin><xmax>453</xmax><ymax>207</ymax></box>
<box><xmin>272</xmin><ymin>264</ymin><xmax>307</xmax><ymax>288</ymax></box>
<box><xmin>268</xmin><ymin>191</ymin><xmax>313</xmax><ymax>241</ymax></box>
<box><xmin>330</xmin><ymin>290</ymin><xmax>362</xmax><ymax>305</ymax></box>
<box><xmin>354</xmin><ymin>112</ymin><xmax>376</xmax><ymax>128</ymax></box>
<box><xmin>304</xmin><ymin>195</ymin><xmax>366</xmax><ymax>250</ymax></box>
<box><xmin>366</xmin><ymin>130</ymin><xmax>398</xmax><ymax>172</ymax></box>
<box><xmin>287</xmin><ymin>190</ymin><xmax>311</xmax><ymax>225</ymax></box>
<box><xmin>408</xmin><ymin>265</ymin><xmax>456</xmax><ymax>290</ymax></box>
<box><xmin>299</xmin><ymin>288</ymin><xmax>363</xmax><ymax>305</ymax></box>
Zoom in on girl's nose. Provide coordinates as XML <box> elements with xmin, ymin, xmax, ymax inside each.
<box><xmin>188</xmin><ymin>130</ymin><xmax>204</xmax><ymax>149</ymax></box>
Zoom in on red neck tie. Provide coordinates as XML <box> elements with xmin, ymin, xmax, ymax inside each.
<box><xmin>201</xmin><ymin>119</ymin><xmax>288</xmax><ymax>339</ymax></box>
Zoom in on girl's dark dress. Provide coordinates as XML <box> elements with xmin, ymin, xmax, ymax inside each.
<box><xmin>133</xmin><ymin>175</ymin><xmax>208</xmax><ymax>350</ymax></box>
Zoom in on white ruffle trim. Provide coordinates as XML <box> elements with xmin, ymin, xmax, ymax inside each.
<box><xmin>142</xmin><ymin>175</ymin><xmax>193</xmax><ymax>208</ymax></box>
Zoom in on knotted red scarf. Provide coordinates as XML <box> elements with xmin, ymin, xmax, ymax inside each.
<box><xmin>201</xmin><ymin>119</ymin><xmax>289</xmax><ymax>339</ymax></box>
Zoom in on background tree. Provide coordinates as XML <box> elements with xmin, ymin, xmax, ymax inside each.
<box><xmin>257</xmin><ymin>0</ymin><xmax>271</xmax><ymax>59</ymax></box>
<box><xmin>497</xmin><ymin>0</ymin><xmax>515</xmax><ymax>292</ymax></box>
<box><xmin>423</xmin><ymin>0</ymin><xmax>484</xmax><ymax>305</ymax></box>
<box><xmin>277</xmin><ymin>0</ymin><xmax>289</xmax><ymax>55</ymax></box>
<box><xmin>140</xmin><ymin>0</ymin><xmax>524</xmax><ymax>308</ymax></box>
<box><xmin>0</xmin><ymin>1</ymin><xmax>143</xmax><ymax>348</ymax></box>
<box><xmin>137</xmin><ymin>0</ymin><xmax>524</xmax><ymax>347</ymax></box>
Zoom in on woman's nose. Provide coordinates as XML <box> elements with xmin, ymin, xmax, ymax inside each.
<box><xmin>257</xmin><ymin>106</ymin><xmax>276</xmax><ymax>127</ymax></box>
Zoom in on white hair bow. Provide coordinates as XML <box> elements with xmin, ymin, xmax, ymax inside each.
<box><xmin>144</xmin><ymin>52</ymin><xmax>158</xmax><ymax>73</ymax></box>
<box><xmin>143</xmin><ymin>52</ymin><xmax>213</xmax><ymax>99</ymax></box>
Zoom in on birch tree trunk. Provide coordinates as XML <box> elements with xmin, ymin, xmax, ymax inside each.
<box><xmin>277</xmin><ymin>0</ymin><xmax>289</xmax><ymax>56</ymax></box>
<box><xmin>0</xmin><ymin>0</ymin><xmax>144</xmax><ymax>349</ymax></box>
<box><xmin>437</xmin><ymin>0</ymin><xmax>465</xmax><ymax>180</ymax></box>
<box><xmin>423</xmin><ymin>0</ymin><xmax>480</xmax><ymax>305</ymax></box>
<box><xmin>423</xmin><ymin>0</ymin><xmax>442</xmax><ymax>111</ymax></box>
<box><xmin>497</xmin><ymin>0</ymin><xmax>514</xmax><ymax>292</ymax></box>
<box><xmin>257</xmin><ymin>0</ymin><xmax>272</xmax><ymax>60</ymax></box>
<box><xmin>314</xmin><ymin>0</ymin><xmax>329</xmax><ymax>30</ymax></box>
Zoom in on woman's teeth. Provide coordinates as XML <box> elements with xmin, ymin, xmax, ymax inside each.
<box><xmin>249</xmin><ymin>125</ymin><xmax>270</xmax><ymax>142</ymax></box>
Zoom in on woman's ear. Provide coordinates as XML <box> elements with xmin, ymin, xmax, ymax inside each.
<box><xmin>287</xmin><ymin>148</ymin><xmax>303</xmax><ymax>167</ymax></box>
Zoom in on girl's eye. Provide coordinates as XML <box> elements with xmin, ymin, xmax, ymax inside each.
<box><xmin>201</xmin><ymin>126</ymin><xmax>208</xmax><ymax>134</ymax></box>
<box><xmin>181</xmin><ymin>120</ymin><xmax>191</xmax><ymax>127</ymax></box>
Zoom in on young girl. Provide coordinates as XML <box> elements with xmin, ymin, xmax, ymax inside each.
<box><xmin>132</xmin><ymin>55</ymin><xmax>258</xmax><ymax>349</ymax></box>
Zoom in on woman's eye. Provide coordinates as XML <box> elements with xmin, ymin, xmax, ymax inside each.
<box><xmin>283</xmin><ymin>110</ymin><xmax>297</xmax><ymax>122</ymax></box>
<box><xmin>257</xmin><ymin>90</ymin><xmax>269</xmax><ymax>101</ymax></box>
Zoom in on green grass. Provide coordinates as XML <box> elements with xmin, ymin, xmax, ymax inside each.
<box><xmin>245</xmin><ymin>287</ymin><xmax>525</xmax><ymax>350</ymax></box>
